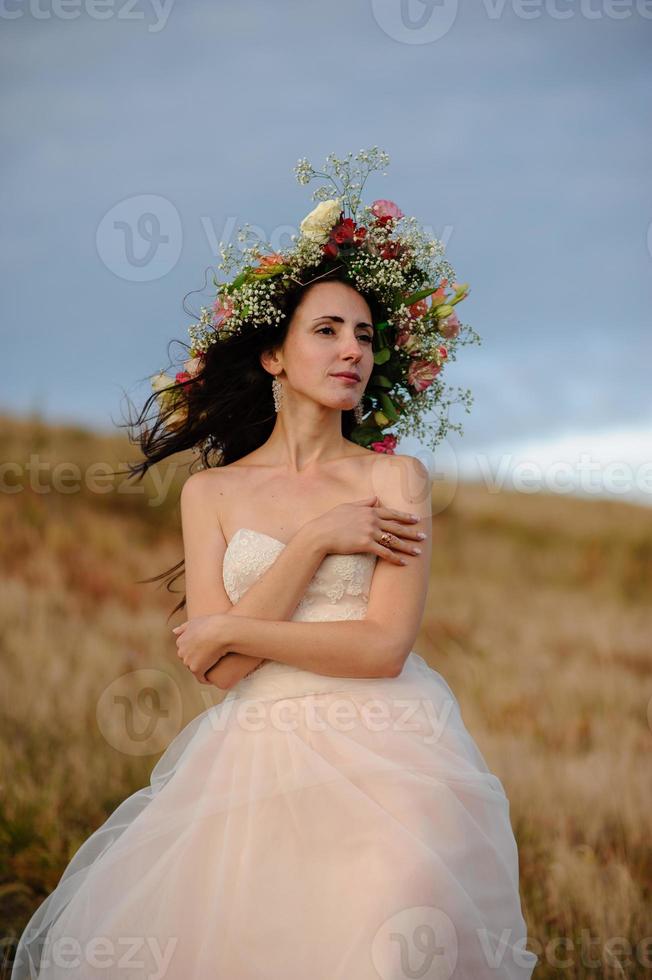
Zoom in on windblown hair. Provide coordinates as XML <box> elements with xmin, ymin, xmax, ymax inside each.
<box><xmin>118</xmin><ymin>258</ymin><xmax>389</xmax><ymax>619</ymax></box>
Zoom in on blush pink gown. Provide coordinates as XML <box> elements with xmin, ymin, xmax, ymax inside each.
<box><xmin>12</xmin><ymin>528</ymin><xmax>538</xmax><ymax>979</ymax></box>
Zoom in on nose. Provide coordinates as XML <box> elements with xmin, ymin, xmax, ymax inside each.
<box><xmin>340</xmin><ymin>330</ymin><xmax>365</xmax><ymax>361</ymax></box>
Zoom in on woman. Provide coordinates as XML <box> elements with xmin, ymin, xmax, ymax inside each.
<box><xmin>11</xmin><ymin>150</ymin><xmax>538</xmax><ymax>978</ymax></box>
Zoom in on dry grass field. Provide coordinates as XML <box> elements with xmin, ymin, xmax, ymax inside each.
<box><xmin>1</xmin><ymin>412</ymin><xmax>650</xmax><ymax>978</ymax></box>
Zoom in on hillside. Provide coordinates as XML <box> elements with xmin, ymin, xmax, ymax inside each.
<box><xmin>1</xmin><ymin>412</ymin><xmax>651</xmax><ymax>978</ymax></box>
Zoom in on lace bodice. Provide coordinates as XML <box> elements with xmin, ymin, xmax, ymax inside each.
<box><xmin>223</xmin><ymin>527</ymin><xmax>378</xmax><ymax>622</ymax></box>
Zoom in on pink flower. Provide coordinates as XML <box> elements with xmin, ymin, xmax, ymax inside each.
<box><xmin>439</xmin><ymin>310</ymin><xmax>460</xmax><ymax>339</ymax></box>
<box><xmin>396</xmin><ymin>326</ymin><xmax>421</xmax><ymax>356</ymax></box>
<box><xmin>370</xmin><ymin>434</ymin><xmax>398</xmax><ymax>454</ymax></box>
<box><xmin>407</xmin><ymin>359</ymin><xmax>442</xmax><ymax>392</ymax></box>
<box><xmin>370</xmin><ymin>200</ymin><xmax>404</xmax><ymax>224</ymax></box>
<box><xmin>437</xmin><ymin>345</ymin><xmax>448</xmax><ymax>360</ymax></box>
<box><xmin>257</xmin><ymin>252</ymin><xmax>285</xmax><ymax>268</ymax></box>
<box><xmin>212</xmin><ymin>296</ymin><xmax>234</xmax><ymax>328</ymax></box>
<box><xmin>429</xmin><ymin>284</ymin><xmax>448</xmax><ymax>305</ymax></box>
<box><xmin>175</xmin><ymin>370</ymin><xmax>191</xmax><ymax>385</ymax></box>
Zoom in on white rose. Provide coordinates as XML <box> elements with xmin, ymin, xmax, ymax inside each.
<box><xmin>299</xmin><ymin>199</ymin><xmax>342</xmax><ymax>243</ymax></box>
<box><xmin>151</xmin><ymin>371</ymin><xmax>174</xmax><ymax>394</ymax></box>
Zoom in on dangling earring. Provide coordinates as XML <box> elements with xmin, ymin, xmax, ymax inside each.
<box><xmin>354</xmin><ymin>400</ymin><xmax>364</xmax><ymax>424</ymax></box>
<box><xmin>272</xmin><ymin>376</ymin><xmax>284</xmax><ymax>413</ymax></box>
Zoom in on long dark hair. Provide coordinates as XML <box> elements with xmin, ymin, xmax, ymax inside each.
<box><xmin>118</xmin><ymin>258</ymin><xmax>389</xmax><ymax>619</ymax></box>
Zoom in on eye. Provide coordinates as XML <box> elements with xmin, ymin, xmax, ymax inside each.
<box><xmin>317</xmin><ymin>325</ymin><xmax>373</xmax><ymax>343</ymax></box>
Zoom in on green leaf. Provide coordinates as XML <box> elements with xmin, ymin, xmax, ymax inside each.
<box><xmin>379</xmin><ymin>392</ymin><xmax>400</xmax><ymax>422</ymax></box>
<box><xmin>372</xmin><ymin>374</ymin><xmax>393</xmax><ymax>389</ymax></box>
<box><xmin>224</xmin><ymin>269</ymin><xmax>251</xmax><ymax>293</ymax></box>
<box><xmin>373</xmin><ymin>348</ymin><xmax>391</xmax><ymax>365</ymax></box>
<box><xmin>401</xmin><ymin>286</ymin><xmax>438</xmax><ymax>306</ymax></box>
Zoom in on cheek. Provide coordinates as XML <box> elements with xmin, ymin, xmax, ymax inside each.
<box><xmin>292</xmin><ymin>335</ymin><xmax>333</xmax><ymax>374</ymax></box>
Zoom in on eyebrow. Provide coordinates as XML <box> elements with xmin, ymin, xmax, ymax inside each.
<box><xmin>312</xmin><ymin>315</ymin><xmax>373</xmax><ymax>330</ymax></box>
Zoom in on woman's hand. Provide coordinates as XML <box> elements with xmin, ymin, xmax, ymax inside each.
<box><xmin>305</xmin><ymin>495</ymin><xmax>425</xmax><ymax>565</ymax></box>
<box><xmin>171</xmin><ymin>613</ymin><xmax>234</xmax><ymax>685</ymax></box>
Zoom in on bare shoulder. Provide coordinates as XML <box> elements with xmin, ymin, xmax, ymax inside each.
<box><xmin>179</xmin><ymin>464</ymin><xmax>235</xmax><ymax>512</ymax></box>
<box><xmin>372</xmin><ymin>451</ymin><xmax>431</xmax><ymax>482</ymax></box>
<box><xmin>370</xmin><ymin>452</ymin><xmax>432</xmax><ymax>512</ymax></box>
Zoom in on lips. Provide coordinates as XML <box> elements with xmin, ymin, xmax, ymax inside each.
<box><xmin>331</xmin><ymin>372</ymin><xmax>361</xmax><ymax>381</ymax></box>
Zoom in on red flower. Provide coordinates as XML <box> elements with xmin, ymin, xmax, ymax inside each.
<box><xmin>408</xmin><ymin>299</ymin><xmax>428</xmax><ymax>319</ymax></box>
<box><xmin>332</xmin><ymin>218</ymin><xmax>356</xmax><ymax>245</ymax></box>
<box><xmin>175</xmin><ymin>371</ymin><xmax>191</xmax><ymax>385</ymax></box>
<box><xmin>370</xmin><ymin>434</ymin><xmax>398</xmax><ymax>454</ymax></box>
<box><xmin>379</xmin><ymin>241</ymin><xmax>403</xmax><ymax>261</ymax></box>
<box><xmin>321</xmin><ymin>214</ymin><xmax>367</xmax><ymax>258</ymax></box>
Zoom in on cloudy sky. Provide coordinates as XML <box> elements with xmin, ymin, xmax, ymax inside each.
<box><xmin>2</xmin><ymin>1</ymin><xmax>650</xmax><ymax>505</ymax></box>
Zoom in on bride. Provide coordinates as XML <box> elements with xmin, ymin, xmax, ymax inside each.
<box><xmin>11</xmin><ymin>150</ymin><xmax>538</xmax><ymax>979</ymax></box>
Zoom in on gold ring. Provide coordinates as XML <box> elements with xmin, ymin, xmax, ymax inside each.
<box><xmin>379</xmin><ymin>532</ymin><xmax>393</xmax><ymax>546</ymax></box>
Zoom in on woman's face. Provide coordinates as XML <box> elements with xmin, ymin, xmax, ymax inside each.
<box><xmin>272</xmin><ymin>280</ymin><xmax>375</xmax><ymax>411</ymax></box>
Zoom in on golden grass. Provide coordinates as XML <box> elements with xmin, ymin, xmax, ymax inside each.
<box><xmin>1</xmin><ymin>412</ymin><xmax>651</xmax><ymax>978</ymax></box>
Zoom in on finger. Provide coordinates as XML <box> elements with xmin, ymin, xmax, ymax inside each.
<box><xmin>371</xmin><ymin>530</ymin><xmax>411</xmax><ymax>564</ymax></box>
<box><xmin>374</xmin><ymin>527</ymin><xmax>423</xmax><ymax>558</ymax></box>
<box><xmin>380</xmin><ymin>520</ymin><xmax>426</xmax><ymax>546</ymax></box>
<box><xmin>376</xmin><ymin>506</ymin><xmax>419</xmax><ymax>524</ymax></box>
<box><xmin>374</xmin><ymin>543</ymin><xmax>409</xmax><ymax>566</ymax></box>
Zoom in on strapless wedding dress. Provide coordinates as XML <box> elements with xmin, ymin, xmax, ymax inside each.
<box><xmin>11</xmin><ymin>527</ymin><xmax>538</xmax><ymax>979</ymax></box>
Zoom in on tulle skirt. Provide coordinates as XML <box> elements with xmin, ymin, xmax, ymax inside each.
<box><xmin>11</xmin><ymin>653</ymin><xmax>538</xmax><ymax>979</ymax></box>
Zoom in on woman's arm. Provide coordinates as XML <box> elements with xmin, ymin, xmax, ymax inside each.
<box><xmin>180</xmin><ymin>471</ymin><xmax>328</xmax><ymax>690</ymax></box>
<box><xmin>215</xmin><ymin>615</ymin><xmax>400</xmax><ymax>679</ymax></box>
<box><xmin>208</xmin><ymin>523</ymin><xmax>327</xmax><ymax>688</ymax></box>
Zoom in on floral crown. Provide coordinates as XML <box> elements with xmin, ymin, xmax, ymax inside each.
<box><xmin>152</xmin><ymin>147</ymin><xmax>480</xmax><ymax>454</ymax></box>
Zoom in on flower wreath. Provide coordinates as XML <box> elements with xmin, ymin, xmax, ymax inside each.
<box><xmin>152</xmin><ymin>147</ymin><xmax>481</xmax><ymax>454</ymax></box>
